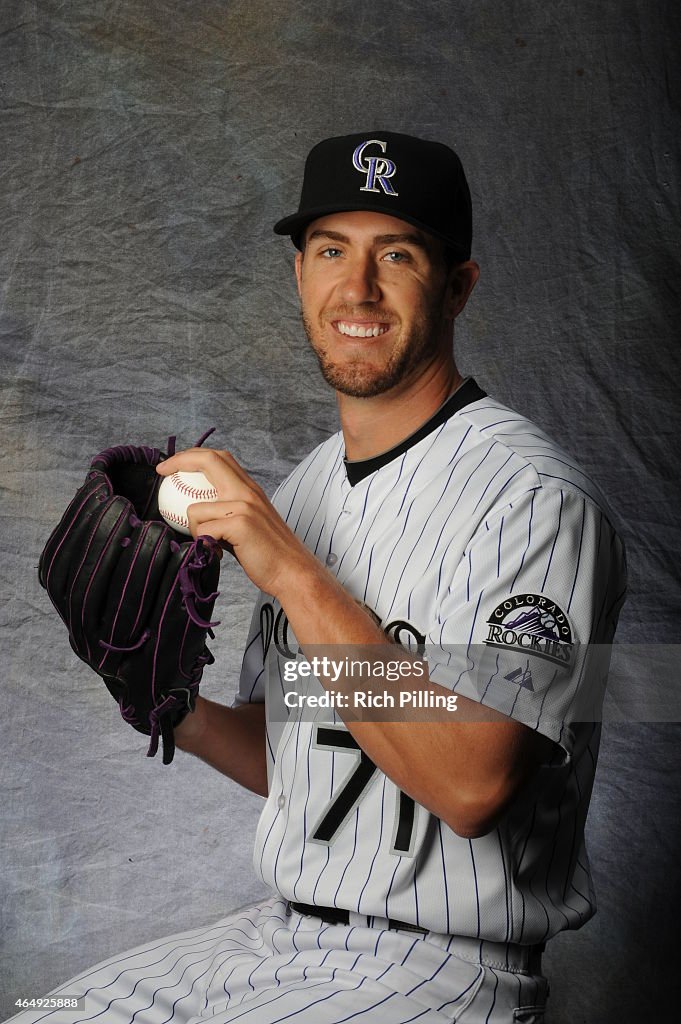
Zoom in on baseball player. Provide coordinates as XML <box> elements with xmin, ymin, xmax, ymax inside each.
<box><xmin>12</xmin><ymin>132</ymin><xmax>626</xmax><ymax>1024</ymax></box>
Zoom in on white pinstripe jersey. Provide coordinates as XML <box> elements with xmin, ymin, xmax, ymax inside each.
<box><xmin>236</xmin><ymin>379</ymin><xmax>627</xmax><ymax>946</ymax></box>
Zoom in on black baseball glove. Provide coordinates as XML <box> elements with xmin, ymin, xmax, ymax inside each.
<box><xmin>38</xmin><ymin>434</ymin><xmax>221</xmax><ymax>765</ymax></box>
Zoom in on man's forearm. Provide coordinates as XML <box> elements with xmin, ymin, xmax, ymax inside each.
<box><xmin>174</xmin><ymin>696</ymin><xmax>268</xmax><ymax>798</ymax></box>
<box><xmin>276</xmin><ymin>561</ymin><xmax>550</xmax><ymax>837</ymax></box>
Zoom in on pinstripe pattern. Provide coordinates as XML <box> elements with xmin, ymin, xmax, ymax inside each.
<box><xmin>8</xmin><ymin>897</ymin><xmax>548</xmax><ymax>1023</ymax></box>
<box><xmin>239</xmin><ymin>392</ymin><xmax>626</xmax><ymax>947</ymax></box>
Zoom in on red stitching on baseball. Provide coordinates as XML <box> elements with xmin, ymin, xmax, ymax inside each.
<box><xmin>169</xmin><ymin>473</ymin><xmax>217</xmax><ymax>501</ymax></box>
<box><xmin>159</xmin><ymin>508</ymin><xmax>190</xmax><ymax>527</ymax></box>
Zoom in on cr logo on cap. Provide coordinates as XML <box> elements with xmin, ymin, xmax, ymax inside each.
<box><xmin>352</xmin><ymin>139</ymin><xmax>399</xmax><ymax>197</ymax></box>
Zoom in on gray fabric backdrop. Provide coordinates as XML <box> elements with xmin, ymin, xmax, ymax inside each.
<box><xmin>1</xmin><ymin>1</ymin><xmax>679</xmax><ymax>1021</ymax></box>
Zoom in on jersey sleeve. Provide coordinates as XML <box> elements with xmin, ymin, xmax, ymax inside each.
<box><xmin>425</xmin><ymin>484</ymin><xmax>627</xmax><ymax>760</ymax></box>
<box><xmin>234</xmin><ymin>477</ymin><xmax>289</xmax><ymax>709</ymax></box>
<box><xmin>233</xmin><ymin>592</ymin><xmax>270</xmax><ymax>707</ymax></box>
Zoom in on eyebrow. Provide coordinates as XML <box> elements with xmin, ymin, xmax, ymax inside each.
<box><xmin>306</xmin><ymin>229</ymin><xmax>431</xmax><ymax>252</ymax></box>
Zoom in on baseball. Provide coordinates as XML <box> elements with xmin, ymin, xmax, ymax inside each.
<box><xmin>157</xmin><ymin>471</ymin><xmax>218</xmax><ymax>536</ymax></box>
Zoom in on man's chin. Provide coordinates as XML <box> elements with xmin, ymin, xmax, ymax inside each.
<box><xmin>316</xmin><ymin>358</ymin><xmax>401</xmax><ymax>399</ymax></box>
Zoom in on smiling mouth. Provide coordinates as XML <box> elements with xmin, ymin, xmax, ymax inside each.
<box><xmin>333</xmin><ymin>320</ymin><xmax>391</xmax><ymax>338</ymax></box>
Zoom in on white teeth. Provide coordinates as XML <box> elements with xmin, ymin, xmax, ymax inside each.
<box><xmin>336</xmin><ymin>322</ymin><xmax>388</xmax><ymax>338</ymax></box>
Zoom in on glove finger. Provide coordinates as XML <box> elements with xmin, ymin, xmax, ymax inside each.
<box><xmin>95</xmin><ymin>520</ymin><xmax>176</xmax><ymax>675</ymax></box>
<box><xmin>91</xmin><ymin>445</ymin><xmax>165</xmax><ymax>521</ymax></box>
<box><xmin>67</xmin><ymin>497</ymin><xmax>136</xmax><ymax>661</ymax></box>
<box><xmin>39</xmin><ymin>473</ymin><xmax>109</xmax><ymax>611</ymax></box>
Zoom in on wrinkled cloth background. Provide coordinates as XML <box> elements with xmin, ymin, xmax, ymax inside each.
<box><xmin>1</xmin><ymin>2</ymin><xmax>680</xmax><ymax>1021</ymax></box>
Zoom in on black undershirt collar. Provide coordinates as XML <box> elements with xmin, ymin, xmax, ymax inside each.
<box><xmin>344</xmin><ymin>377</ymin><xmax>487</xmax><ymax>486</ymax></box>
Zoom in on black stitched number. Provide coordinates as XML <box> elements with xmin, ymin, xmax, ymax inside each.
<box><xmin>393</xmin><ymin>790</ymin><xmax>416</xmax><ymax>854</ymax></box>
<box><xmin>311</xmin><ymin>726</ymin><xmax>416</xmax><ymax>855</ymax></box>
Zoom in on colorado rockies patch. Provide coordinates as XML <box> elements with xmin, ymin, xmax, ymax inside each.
<box><xmin>483</xmin><ymin>593</ymin><xmax>574</xmax><ymax>668</ymax></box>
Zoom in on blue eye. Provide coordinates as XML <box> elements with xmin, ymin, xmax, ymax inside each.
<box><xmin>321</xmin><ymin>247</ymin><xmax>342</xmax><ymax>258</ymax></box>
<box><xmin>383</xmin><ymin>251</ymin><xmax>408</xmax><ymax>263</ymax></box>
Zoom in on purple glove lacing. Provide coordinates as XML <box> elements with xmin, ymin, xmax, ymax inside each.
<box><xmin>99</xmin><ymin>629</ymin><xmax>151</xmax><ymax>654</ymax></box>
<box><xmin>146</xmin><ymin>690</ymin><xmax>193</xmax><ymax>759</ymax></box>
<box><xmin>166</xmin><ymin>427</ymin><xmax>215</xmax><ymax>459</ymax></box>
<box><xmin>145</xmin><ymin>647</ymin><xmax>214</xmax><ymax>761</ymax></box>
<box><xmin>92</xmin><ymin>427</ymin><xmax>216</xmax><ymax>471</ymax></box>
<box><xmin>179</xmin><ymin>539</ymin><xmax>221</xmax><ymax>629</ymax></box>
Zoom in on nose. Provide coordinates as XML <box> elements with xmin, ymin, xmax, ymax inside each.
<box><xmin>338</xmin><ymin>254</ymin><xmax>381</xmax><ymax>305</ymax></box>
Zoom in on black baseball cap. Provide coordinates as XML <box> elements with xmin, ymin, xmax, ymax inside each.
<box><xmin>273</xmin><ymin>131</ymin><xmax>472</xmax><ymax>261</ymax></box>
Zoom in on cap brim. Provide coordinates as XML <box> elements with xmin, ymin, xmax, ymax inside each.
<box><xmin>273</xmin><ymin>204</ymin><xmax>470</xmax><ymax>260</ymax></box>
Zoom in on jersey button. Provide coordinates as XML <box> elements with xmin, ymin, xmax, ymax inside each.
<box><xmin>325</xmin><ymin>552</ymin><xmax>338</xmax><ymax>566</ymax></box>
<box><xmin>277</xmin><ymin>794</ymin><xmax>286</xmax><ymax>809</ymax></box>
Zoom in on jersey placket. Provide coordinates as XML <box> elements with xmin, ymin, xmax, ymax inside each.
<box><xmin>323</xmin><ymin>472</ymin><xmax>358</xmax><ymax>572</ymax></box>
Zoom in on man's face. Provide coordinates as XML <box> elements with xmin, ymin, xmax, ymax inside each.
<box><xmin>294</xmin><ymin>210</ymin><xmax>459</xmax><ymax>399</ymax></box>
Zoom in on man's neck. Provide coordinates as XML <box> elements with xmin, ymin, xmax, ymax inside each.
<box><xmin>338</xmin><ymin>360</ymin><xmax>463</xmax><ymax>462</ymax></box>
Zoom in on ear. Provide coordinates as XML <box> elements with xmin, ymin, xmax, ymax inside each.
<box><xmin>445</xmin><ymin>260</ymin><xmax>480</xmax><ymax>320</ymax></box>
<box><xmin>294</xmin><ymin>251</ymin><xmax>304</xmax><ymax>297</ymax></box>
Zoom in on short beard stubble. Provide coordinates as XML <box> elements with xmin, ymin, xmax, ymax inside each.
<box><xmin>301</xmin><ymin>282</ymin><xmax>451</xmax><ymax>399</ymax></box>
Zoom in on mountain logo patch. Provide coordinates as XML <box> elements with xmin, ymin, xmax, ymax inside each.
<box><xmin>484</xmin><ymin>593</ymin><xmax>574</xmax><ymax>667</ymax></box>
